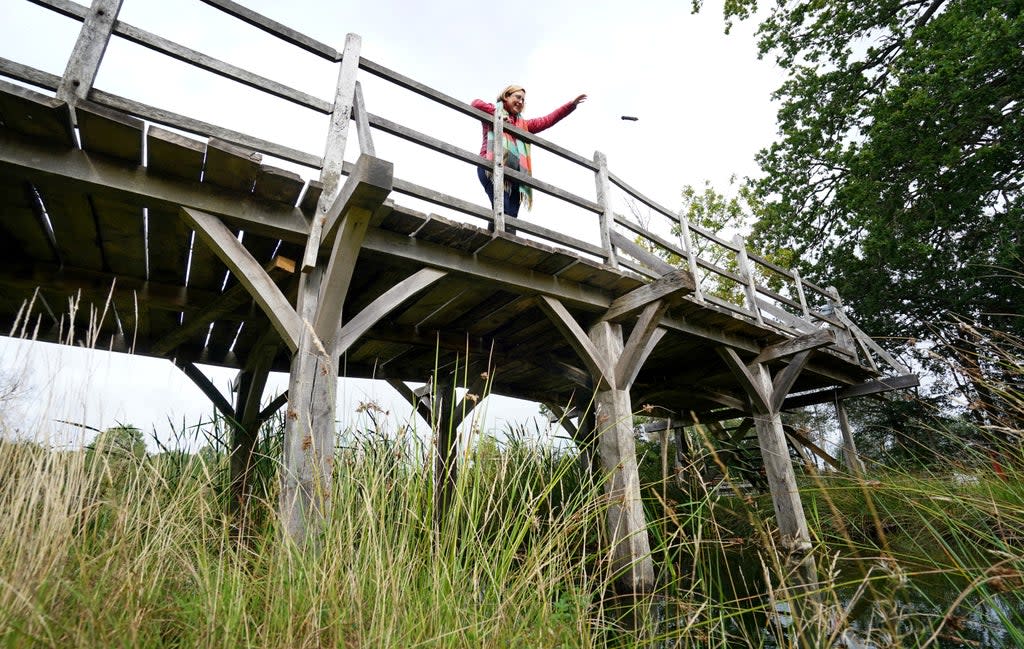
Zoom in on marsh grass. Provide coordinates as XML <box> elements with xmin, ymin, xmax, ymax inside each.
<box><xmin>4</xmin><ymin>404</ymin><xmax>1024</xmax><ymax>648</ymax></box>
<box><xmin>2</xmin><ymin>296</ymin><xmax>1023</xmax><ymax>647</ymax></box>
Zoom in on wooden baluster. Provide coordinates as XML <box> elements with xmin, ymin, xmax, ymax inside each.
<box><xmin>593</xmin><ymin>151</ymin><xmax>617</xmax><ymax>268</ymax></box>
<box><xmin>491</xmin><ymin>108</ymin><xmax>506</xmax><ymax>234</ymax></box>
<box><xmin>734</xmin><ymin>234</ymin><xmax>764</xmax><ymax>325</ymax></box>
<box><xmin>678</xmin><ymin>212</ymin><xmax>704</xmax><ymax>303</ymax></box>
<box><xmin>792</xmin><ymin>266</ymin><xmax>811</xmax><ymax>317</ymax></box>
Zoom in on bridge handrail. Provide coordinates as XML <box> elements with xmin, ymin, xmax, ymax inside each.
<box><xmin>8</xmin><ymin>0</ymin><xmax>905</xmax><ymax>373</ymax></box>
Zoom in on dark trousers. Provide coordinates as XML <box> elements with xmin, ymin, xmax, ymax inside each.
<box><xmin>478</xmin><ymin>167</ymin><xmax>521</xmax><ymax>232</ymax></box>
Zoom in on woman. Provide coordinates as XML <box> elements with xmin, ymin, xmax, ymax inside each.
<box><xmin>472</xmin><ymin>86</ymin><xmax>587</xmax><ymax>227</ymax></box>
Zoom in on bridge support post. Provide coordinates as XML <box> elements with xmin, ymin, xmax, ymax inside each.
<box><xmin>589</xmin><ymin>320</ymin><xmax>655</xmax><ymax>593</ymax></box>
<box><xmin>718</xmin><ymin>340</ymin><xmax>828</xmax><ymax>644</ymax></box>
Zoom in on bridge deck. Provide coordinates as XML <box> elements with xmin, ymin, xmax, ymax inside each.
<box><xmin>0</xmin><ymin>80</ymin><xmax>880</xmax><ymax>420</ymax></box>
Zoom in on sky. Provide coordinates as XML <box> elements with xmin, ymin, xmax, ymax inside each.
<box><xmin>0</xmin><ymin>0</ymin><xmax>785</xmax><ymax>450</ymax></box>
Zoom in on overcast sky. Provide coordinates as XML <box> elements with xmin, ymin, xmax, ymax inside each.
<box><xmin>0</xmin><ymin>0</ymin><xmax>783</xmax><ymax>449</ymax></box>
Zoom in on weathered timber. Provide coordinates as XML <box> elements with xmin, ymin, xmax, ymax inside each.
<box><xmin>56</xmin><ymin>0</ymin><xmax>123</xmax><ymax>105</ymax></box>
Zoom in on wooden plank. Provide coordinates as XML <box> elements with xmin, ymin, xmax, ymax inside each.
<box><xmin>146</xmin><ymin>125</ymin><xmax>206</xmax><ymax>181</ymax></box>
<box><xmin>90</xmin><ymin>88</ymin><xmax>322</xmax><ymax>170</ymax></box>
<box><xmin>603</xmin><ymin>267</ymin><xmax>694</xmax><ymax>322</ymax></box>
<box><xmin>30</xmin><ymin>181</ymin><xmax>102</xmax><ymax>270</ymax></box>
<box><xmin>180</xmin><ymin>207</ymin><xmax>301</xmax><ymax>352</ymax></box>
<box><xmin>352</xmin><ymin>81</ymin><xmax>375</xmax><ymax>156</ymax></box>
<box><xmin>533</xmin><ymin>249</ymin><xmax>578</xmax><ymax>276</ymax></box>
<box><xmin>203</xmin><ymin>137</ymin><xmax>261</xmax><ymax>194</ymax></box>
<box><xmin>56</xmin><ymin>0</ymin><xmax>123</xmax><ymax>104</ymax></box>
<box><xmin>0</xmin><ymin>56</ymin><xmax>62</xmax><ymax>92</ymax></box>
<box><xmin>413</xmin><ymin>216</ymin><xmax>491</xmax><ymax>253</ymax></box>
<box><xmin>610</xmin><ymin>230</ymin><xmax>675</xmax><ymax>275</ymax></box>
<box><xmin>375</xmin><ymin>206</ymin><xmax>428</xmax><ymax>235</ymax></box>
<box><xmin>145</xmin><ymin>205</ymin><xmax>192</xmax><ymax>285</ymax></box>
<box><xmin>252</xmin><ymin>165</ymin><xmax>304</xmax><ymax>204</ymax></box>
<box><xmin>91</xmin><ymin>194</ymin><xmax>146</xmax><ymax>276</ymax></box>
<box><xmin>0</xmin><ymin>81</ymin><xmax>74</xmax><ymax>146</ymax></box>
<box><xmin>75</xmin><ymin>100</ymin><xmax>143</xmax><ymax>164</ymax></box>
<box><xmin>782</xmin><ymin>374</ymin><xmax>920</xmax><ymax>410</ymax></box>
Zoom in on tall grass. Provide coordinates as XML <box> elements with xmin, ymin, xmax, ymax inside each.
<box><xmin>2</xmin><ymin>298</ymin><xmax>1023</xmax><ymax>647</ymax></box>
<box><xmin>4</xmin><ymin>399</ymin><xmax>1024</xmax><ymax>647</ymax></box>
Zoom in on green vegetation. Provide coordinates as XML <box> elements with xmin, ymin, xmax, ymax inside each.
<box><xmin>1</xmin><ymin>393</ymin><xmax>1022</xmax><ymax>647</ymax></box>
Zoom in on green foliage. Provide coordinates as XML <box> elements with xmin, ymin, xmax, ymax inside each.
<box><xmin>697</xmin><ymin>0</ymin><xmax>1024</xmax><ymax>422</ymax></box>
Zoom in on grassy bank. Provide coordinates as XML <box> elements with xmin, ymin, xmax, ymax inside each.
<box><xmin>1</xmin><ymin>414</ymin><xmax>1023</xmax><ymax>647</ymax></box>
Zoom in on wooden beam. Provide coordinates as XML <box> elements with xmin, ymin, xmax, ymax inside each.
<box><xmin>602</xmin><ymin>268</ymin><xmax>694</xmax><ymax>322</ymax></box>
<box><xmin>538</xmin><ymin>295</ymin><xmax>611</xmax><ymax>388</ymax></box>
<box><xmin>782</xmin><ymin>374</ymin><xmax>920</xmax><ymax>410</ymax></box>
<box><xmin>716</xmin><ymin>347</ymin><xmax>770</xmax><ymax>414</ymax></box>
<box><xmin>180</xmin><ymin>207</ymin><xmax>302</xmax><ymax>352</ymax></box>
<box><xmin>588</xmin><ymin>319</ymin><xmax>654</xmax><ymax>592</ymax></box>
<box><xmin>785</xmin><ymin>426</ymin><xmax>844</xmax><ymax>472</ymax></box>
<box><xmin>320</xmin><ymin>154</ymin><xmax>394</xmax><ymax>245</ymax></box>
<box><xmin>320</xmin><ymin>33</ymin><xmax>361</xmax><ymax>201</ymax></box>
<box><xmin>615</xmin><ymin>301</ymin><xmax>667</xmax><ymax>389</ymax></box>
<box><xmin>769</xmin><ymin>349</ymin><xmax>813</xmax><ymax>414</ymax></box>
<box><xmin>754</xmin><ymin>329</ymin><xmax>835</xmax><ymax>365</ymax></box>
<box><xmin>0</xmin><ymin>132</ymin><xmax>310</xmax><ymax>241</ymax></box>
<box><xmin>57</xmin><ymin>0</ymin><xmax>124</xmax><ymax>105</ymax></box>
<box><xmin>363</xmin><ymin>228</ymin><xmax>612</xmax><ymax>312</ymax></box>
<box><xmin>352</xmin><ymin>81</ymin><xmax>375</xmax><ymax>156</ymax></box>
<box><xmin>176</xmin><ymin>360</ymin><xmax>233</xmax><ymax>419</ymax></box>
<box><xmin>311</xmin><ymin>155</ymin><xmax>394</xmax><ymax>343</ymax></box>
<box><xmin>335</xmin><ymin>268</ymin><xmax>447</xmax><ymax>354</ymax></box>
<box><xmin>387</xmin><ymin>378</ymin><xmax>433</xmax><ymax>427</ymax></box>
<box><xmin>311</xmin><ymin>205</ymin><xmax>371</xmax><ymax>344</ymax></box>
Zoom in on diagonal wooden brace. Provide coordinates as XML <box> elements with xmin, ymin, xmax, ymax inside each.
<box><xmin>180</xmin><ymin>206</ymin><xmax>302</xmax><ymax>352</ymax></box>
<box><xmin>311</xmin><ymin>154</ymin><xmax>393</xmax><ymax>344</ymax></box>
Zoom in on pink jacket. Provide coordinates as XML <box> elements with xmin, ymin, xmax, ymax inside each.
<box><xmin>471</xmin><ymin>99</ymin><xmax>578</xmax><ymax>157</ymax></box>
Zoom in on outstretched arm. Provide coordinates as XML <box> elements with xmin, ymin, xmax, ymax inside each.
<box><xmin>525</xmin><ymin>94</ymin><xmax>587</xmax><ymax>133</ymax></box>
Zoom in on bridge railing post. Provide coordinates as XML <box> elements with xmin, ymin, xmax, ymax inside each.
<box><xmin>734</xmin><ymin>234</ymin><xmax>764</xmax><ymax>325</ymax></box>
<box><xmin>593</xmin><ymin>151</ymin><xmax>617</xmax><ymax>268</ymax></box>
<box><xmin>490</xmin><ymin>109</ymin><xmax>506</xmax><ymax>234</ymax></box>
<box><xmin>677</xmin><ymin>213</ymin><xmax>704</xmax><ymax>303</ymax></box>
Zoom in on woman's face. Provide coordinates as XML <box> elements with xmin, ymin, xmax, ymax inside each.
<box><xmin>503</xmin><ymin>90</ymin><xmax>525</xmax><ymax>115</ymax></box>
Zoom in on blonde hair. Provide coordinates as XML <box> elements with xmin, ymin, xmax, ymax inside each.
<box><xmin>497</xmin><ymin>85</ymin><xmax>526</xmax><ymax>103</ymax></box>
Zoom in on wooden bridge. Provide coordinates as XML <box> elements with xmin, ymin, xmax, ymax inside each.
<box><xmin>0</xmin><ymin>0</ymin><xmax>916</xmax><ymax>591</ymax></box>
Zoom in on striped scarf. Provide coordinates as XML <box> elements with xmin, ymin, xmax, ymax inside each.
<box><xmin>485</xmin><ymin>105</ymin><xmax>533</xmax><ymax>210</ymax></box>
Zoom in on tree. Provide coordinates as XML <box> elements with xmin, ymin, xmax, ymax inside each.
<box><xmin>696</xmin><ymin>0</ymin><xmax>1024</xmax><ymax>430</ymax></box>
<box><xmin>88</xmin><ymin>424</ymin><xmax>147</xmax><ymax>460</ymax></box>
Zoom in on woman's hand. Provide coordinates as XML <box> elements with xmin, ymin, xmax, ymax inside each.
<box><xmin>572</xmin><ymin>94</ymin><xmax>588</xmax><ymax>106</ymax></box>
